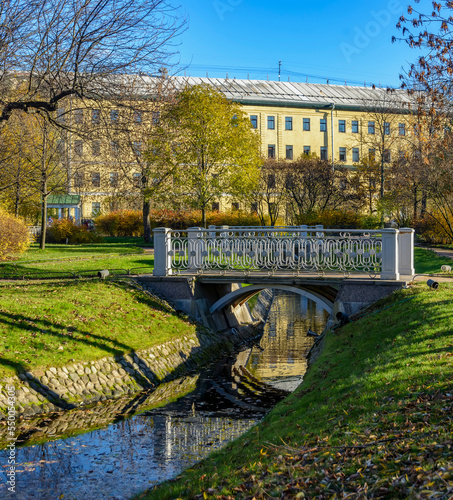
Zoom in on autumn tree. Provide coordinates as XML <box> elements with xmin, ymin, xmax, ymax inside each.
<box><xmin>283</xmin><ymin>156</ymin><xmax>360</xmax><ymax>222</ymax></box>
<box><xmin>246</xmin><ymin>160</ymin><xmax>288</xmax><ymax>226</ymax></box>
<box><xmin>92</xmin><ymin>75</ymin><xmax>179</xmax><ymax>242</ymax></box>
<box><xmin>149</xmin><ymin>84</ymin><xmax>261</xmax><ymax>228</ymax></box>
<box><xmin>0</xmin><ymin>0</ymin><xmax>184</xmax><ymax>127</ymax></box>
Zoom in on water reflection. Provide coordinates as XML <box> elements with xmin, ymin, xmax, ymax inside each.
<box><xmin>0</xmin><ymin>291</ymin><xmax>329</xmax><ymax>500</ymax></box>
<box><xmin>249</xmin><ymin>291</ymin><xmax>330</xmax><ymax>391</ymax></box>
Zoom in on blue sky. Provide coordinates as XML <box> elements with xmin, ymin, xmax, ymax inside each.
<box><xmin>170</xmin><ymin>0</ymin><xmax>432</xmax><ymax>88</ymax></box>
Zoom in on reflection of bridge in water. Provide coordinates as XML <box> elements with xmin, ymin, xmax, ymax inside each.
<box><xmin>138</xmin><ymin>226</ymin><xmax>415</xmax><ymax>331</ymax></box>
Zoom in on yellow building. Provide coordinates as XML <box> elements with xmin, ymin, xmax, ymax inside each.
<box><xmin>60</xmin><ymin>77</ymin><xmax>415</xmax><ymax>218</ymax></box>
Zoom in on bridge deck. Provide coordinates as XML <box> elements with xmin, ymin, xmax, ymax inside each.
<box><xmin>139</xmin><ymin>271</ymin><xmax>413</xmax><ymax>286</ymax></box>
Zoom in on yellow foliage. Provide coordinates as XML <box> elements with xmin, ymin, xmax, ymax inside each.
<box><xmin>0</xmin><ymin>209</ymin><xmax>30</xmax><ymax>261</ymax></box>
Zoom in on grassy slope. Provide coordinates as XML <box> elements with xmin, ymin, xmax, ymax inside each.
<box><xmin>142</xmin><ymin>284</ymin><xmax>453</xmax><ymax>499</ymax></box>
<box><xmin>0</xmin><ymin>279</ymin><xmax>198</xmax><ymax>378</ymax></box>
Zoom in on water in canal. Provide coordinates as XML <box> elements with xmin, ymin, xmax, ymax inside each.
<box><xmin>0</xmin><ymin>291</ymin><xmax>329</xmax><ymax>500</ymax></box>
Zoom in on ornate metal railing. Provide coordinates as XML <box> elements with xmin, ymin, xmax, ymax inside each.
<box><xmin>153</xmin><ymin>226</ymin><xmax>415</xmax><ymax>280</ymax></box>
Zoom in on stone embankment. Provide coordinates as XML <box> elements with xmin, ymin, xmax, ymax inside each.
<box><xmin>0</xmin><ymin>324</ymin><xmax>260</xmax><ymax>419</ymax></box>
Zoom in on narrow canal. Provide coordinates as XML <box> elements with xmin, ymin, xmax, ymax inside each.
<box><xmin>0</xmin><ymin>291</ymin><xmax>329</xmax><ymax>500</ymax></box>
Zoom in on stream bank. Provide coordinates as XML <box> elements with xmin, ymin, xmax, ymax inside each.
<box><xmin>0</xmin><ymin>323</ymin><xmax>262</xmax><ymax>419</ymax></box>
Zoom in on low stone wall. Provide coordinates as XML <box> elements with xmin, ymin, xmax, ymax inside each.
<box><xmin>0</xmin><ymin>325</ymin><xmax>260</xmax><ymax>419</ymax></box>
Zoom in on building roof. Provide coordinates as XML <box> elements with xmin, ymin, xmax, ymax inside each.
<box><xmin>47</xmin><ymin>194</ymin><xmax>81</xmax><ymax>206</ymax></box>
<box><xmin>152</xmin><ymin>76</ymin><xmax>414</xmax><ymax>112</ymax></box>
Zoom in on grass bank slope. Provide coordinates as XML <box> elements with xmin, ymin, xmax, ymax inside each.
<box><xmin>142</xmin><ymin>284</ymin><xmax>453</xmax><ymax>499</ymax></box>
<box><xmin>0</xmin><ymin>279</ymin><xmax>197</xmax><ymax>378</ymax></box>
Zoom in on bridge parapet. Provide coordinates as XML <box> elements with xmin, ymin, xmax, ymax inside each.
<box><xmin>153</xmin><ymin>226</ymin><xmax>414</xmax><ymax>281</ymax></box>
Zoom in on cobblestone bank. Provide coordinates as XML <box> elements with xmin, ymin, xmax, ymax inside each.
<box><xmin>0</xmin><ymin>325</ymin><xmax>260</xmax><ymax>419</ymax></box>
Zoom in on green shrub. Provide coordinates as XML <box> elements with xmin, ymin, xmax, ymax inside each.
<box><xmin>47</xmin><ymin>219</ymin><xmax>103</xmax><ymax>244</ymax></box>
<box><xmin>297</xmin><ymin>210</ymin><xmax>381</xmax><ymax>229</ymax></box>
<box><xmin>0</xmin><ymin>209</ymin><xmax>30</xmax><ymax>260</ymax></box>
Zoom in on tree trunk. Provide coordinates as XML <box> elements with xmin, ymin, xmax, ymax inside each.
<box><xmin>143</xmin><ymin>198</ymin><xmax>152</xmax><ymax>243</ymax></box>
<box><xmin>201</xmin><ymin>205</ymin><xmax>206</xmax><ymax>228</ymax></box>
<box><xmin>40</xmin><ymin>128</ymin><xmax>48</xmax><ymax>250</ymax></box>
<box><xmin>14</xmin><ymin>182</ymin><xmax>20</xmax><ymax>218</ymax></box>
<box><xmin>40</xmin><ymin>192</ymin><xmax>47</xmax><ymax>250</ymax></box>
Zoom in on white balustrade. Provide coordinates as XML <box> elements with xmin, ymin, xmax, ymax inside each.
<box><xmin>153</xmin><ymin>226</ymin><xmax>414</xmax><ymax>280</ymax></box>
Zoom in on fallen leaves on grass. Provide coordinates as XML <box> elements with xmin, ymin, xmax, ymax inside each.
<box><xmin>196</xmin><ymin>391</ymin><xmax>453</xmax><ymax>499</ymax></box>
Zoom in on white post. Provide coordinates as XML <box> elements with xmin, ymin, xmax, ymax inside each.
<box><xmin>398</xmin><ymin>228</ymin><xmax>415</xmax><ymax>277</ymax></box>
<box><xmin>153</xmin><ymin>228</ymin><xmax>172</xmax><ymax>276</ymax></box>
<box><xmin>381</xmin><ymin>229</ymin><xmax>399</xmax><ymax>280</ymax></box>
<box><xmin>187</xmin><ymin>227</ymin><xmax>202</xmax><ymax>271</ymax></box>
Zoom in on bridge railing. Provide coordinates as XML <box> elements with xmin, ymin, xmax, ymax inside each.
<box><xmin>153</xmin><ymin>226</ymin><xmax>415</xmax><ymax>280</ymax></box>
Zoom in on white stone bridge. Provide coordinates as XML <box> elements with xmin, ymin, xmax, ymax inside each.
<box><xmin>138</xmin><ymin>226</ymin><xmax>415</xmax><ymax>332</ymax></box>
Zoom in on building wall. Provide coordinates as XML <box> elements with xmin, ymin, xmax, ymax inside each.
<box><xmin>242</xmin><ymin>103</ymin><xmax>410</xmax><ymax>167</ymax></box>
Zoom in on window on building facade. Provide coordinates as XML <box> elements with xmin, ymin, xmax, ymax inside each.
<box><xmin>132</xmin><ymin>173</ymin><xmax>141</xmax><ymax>187</ymax></box>
<box><xmin>383</xmin><ymin>149</ymin><xmax>391</xmax><ymax>163</ymax></box>
<box><xmin>74</xmin><ymin>140</ymin><xmax>83</xmax><ymax>156</ymax></box>
<box><xmin>398</xmin><ymin>150</ymin><xmax>406</xmax><ymax>160</ymax></box>
<box><xmin>110</xmin><ymin>110</ymin><xmax>119</xmax><ymax>123</ymax></box>
<box><xmin>285</xmin><ymin>117</ymin><xmax>293</xmax><ymax>130</ymax></box>
<box><xmin>267</xmin><ymin>174</ymin><xmax>276</xmax><ymax>189</ymax></box>
<box><xmin>92</xmin><ymin>202</ymin><xmax>101</xmax><ymax>216</ymax></box>
<box><xmin>268</xmin><ymin>144</ymin><xmax>275</xmax><ymax>158</ymax></box>
<box><xmin>251</xmin><ymin>202</ymin><xmax>258</xmax><ymax>213</ymax></box>
<box><xmin>133</xmin><ymin>141</ymin><xmax>142</xmax><ymax>156</ymax></box>
<box><xmin>339</xmin><ymin>147</ymin><xmax>347</xmax><ymax>161</ymax></box>
<box><xmin>152</xmin><ymin>111</ymin><xmax>160</xmax><ymax>125</ymax></box>
<box><xmin>111</xmin><ymin>140</ymin><xmax>119</xmax><ymax>154</ymax></box>
<box><xmin>339</xmin><ymin>120</ymin><xmax>346</xmax><ymax>133</ymax></box>
<box><xmin>398</xmin><ymin>123</ymin><xmax>406</xmax><ymax>136</ymax></box>
<box><xmin>352</xmin><ymin>120</ymin><xmax>359</xmax><ymax>133</ymax></box>
<box><xmin>303</xmin><ymin>145</ymin><xmax>310</xmax><ymax>156</ymax></box>
<box><xmin>352</xmin><ymin>147</ymin><xmax>360</xmax><ymax>163</ymax></box>
<box><xmin>73</xmin><ymin>109</ymin><xmax>83</xmax><ymax>124</ymax></box>
<box><xmin>57</xmin><ymin>108</ymin><xmax>65</xmax><ymax>124</ymax></box>
<box><xmin>267</xmin><ymin>116</ymin><xmax>275</xmax><ymax>129</ymax></box>
<box><xmin>303</xmin><ymin>118</ymin><xmax>310</xmax><ymax>131</ymax></box>
<box><xmin>92</xmin><ymin>172</ymin><xmax>101</xmax><ymax>188</ymax></box>
<box><xmin>414</xmin><ymin>124</ymin><xmax>419</xmax><ymax>136</ymax></box>
<box><xmin>212</xmin><ymin>202</ymin><xmax>220</xmax><ymax>211</ymax></box>
<box><xmin>134</xmin><ymin>110</ymin><xmax>142</xmax><ymax>124</ymax></box>
<box><xmin>384</xmin><ymin>122</ymin><xmax>390</xmax><ymax>135</ymax></box>
<box><xmin>320</xmin><ymin>118</ymin><xmax>327</xmax><ymax>132</ymax></box>
<box><xmin>92</xmin><ymin>140</ymin><xmax>100</xmax><ymax>156</ymax></box>
<box><xmin>369</xmin><ymin>148</ymin><xmax>376</xmax><ymax>161</ymax></box>
<box><xmin>250</xmin><ymin>115</ymin><xmax>258</xmax><ymax>129</ymax></box>
<box><xmin>232</xmin><ymin>202</ymin><xmax>239</xmax><ymax>210</ymax></box>
<box><xmin>73</xmin><ymin>172</ymin><xmax>84</xmax><ymax>188</ymax></box>
<box><xmin>286</xmin><ymin>145</ymin><xmax>293</xmax><ymax>160</ymax></box>
<box><xmin>109</xmin><ymin>172</ymin><xmax>118</xmax><ymax>187</ymax></box>
<box><xmin>320</xmin><ymin>146</ymin><xmax>328</xmax><ymax>160</ymax></box>
<box><xmin>92</xmin><ymin>109</ymin><xmax>100</xmax><ymax>125</ymax></box>
<box><xmin>57</xmin><ymin>139</ymin><xmax>65</xmax><ymax>155</ymax></box>
<box><xmin>368</xmin><ymin>121</ymin><xmax>375</xmax><ymax>134</ymax></box>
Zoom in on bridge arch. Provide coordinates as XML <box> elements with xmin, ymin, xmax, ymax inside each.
<box><xmin>209</xmin><ymin>284</ymin><xmax>335</xmax><ymax>315</ymax></box>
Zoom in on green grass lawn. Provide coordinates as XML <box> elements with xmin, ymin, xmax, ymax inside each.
<box><xmin>1</xmin><ymin>237</ymin><xmax>154</xmax><ymax>278</ymax></box>
<box><xmin>0</xmin><ymin>279</ymin><xmax>198</xmax><ymax>378</ymax></box>
<box><xmin>141</xmin><ymin>284</ymin><xmax>453</xmax><ymax>499</ymax></box>
<box><xmin>414</xmin><ymin>247</ymin><xmax>453</xmax><ymax>275</ymax></box>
